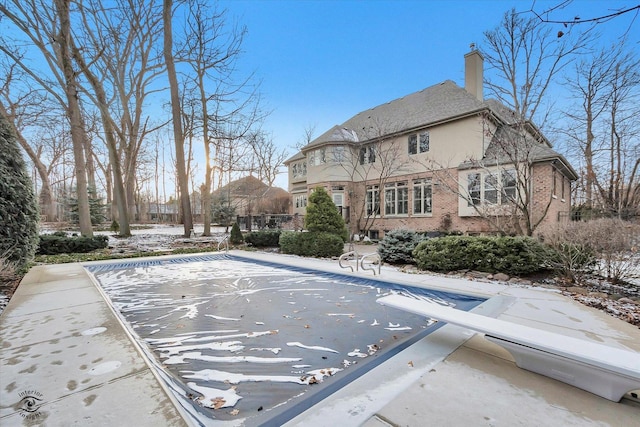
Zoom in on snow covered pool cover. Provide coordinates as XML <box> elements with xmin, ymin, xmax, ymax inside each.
<box><xmin>86</xmin><ymin>254</ymin><xmax>484</xmax><ymax>426</ymax></box>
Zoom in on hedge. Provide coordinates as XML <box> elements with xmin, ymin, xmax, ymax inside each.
<box><xmin>244</xmin><ymin>230</ymin><xmax>281</xmax><ymax>247</ymax></box>
<box><xmin>37</xmin><ymin>233</ymin><xmax>109</xmax><ymax>255</ymax></box>
<box><xmin>279</xmin><ymin>231</ymin><xmax>344</xmax><ymax>258</ymax></box>
<box><xmin>412</xmin><ymin>235</ymin><xmax>552</xmax><ymax>276</ymax></box>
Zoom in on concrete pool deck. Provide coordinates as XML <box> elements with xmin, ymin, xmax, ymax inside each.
<box><xmin>1</xmin><ymin>250</ymin><xmax>639</xmax><ymax>426</ymax></box>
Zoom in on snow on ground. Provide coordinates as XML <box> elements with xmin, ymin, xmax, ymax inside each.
<box><xmin>0</xmin><ymin>224</ymin><xmax>638</xmax><ymax>327</ymax></box>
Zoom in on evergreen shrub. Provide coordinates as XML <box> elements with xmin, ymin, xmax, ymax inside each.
<box><xmin>413</xmin><ymin>235</ymin><xmax>551</xmax><ymax>276</ymax></box>
<box><xmin>230</xmin><ymin>222</ymin><xmax>244</xmax><ymax>244</ymax></box>
<box><xmin>37</xmin><ymin>234</ymin><xmax>109</xmax><ymax>255</ymax></box>
<box><xmin>378</xmin><ymin>229</ymin><xmax>425</xmax><ymax>264</ymax></box>
<box><xmin>304</xmin><ymin>187</ymin><xmax>348</xmax><ymax>242</ymax></box>
<box><xmin>279</xmin><ymin>231</ymin><xmax>343</xmax><ymax>258</ymax></box>
<box><xmin>0</xmin><ymin>113</ymin><xmax>39</xmax><ymax>267</ymax></box>
<box><xmin>244</xmin><ymin>230</ymin><xmax>280</xmax><ymax>247</ymax></box>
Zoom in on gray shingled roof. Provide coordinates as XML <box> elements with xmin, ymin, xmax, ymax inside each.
<box><xmin>296</xmin><ymin>79</ymin><xmax>577</xmax><ymax>180</ymax></box>
<box><xmin>459</xmin><ymin>125</ymin><xmax>578</xmax><ymax>180</ymax></box>
<box><xmin>304</xmin><ymin>80</ymin><xmax>487</xmax><ymax>149</ymax></box>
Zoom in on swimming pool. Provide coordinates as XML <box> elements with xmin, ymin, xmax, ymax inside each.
<box><xmin>86</xmin><ymin>254</ymin><xmax>485</xmax><ymax>426</ymax></box>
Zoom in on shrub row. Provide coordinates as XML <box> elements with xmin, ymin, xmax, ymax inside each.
<box><xmin>244</xmin><ymin>230</ymin><xmax>281</xmax><ymax>247</ymax></box>
<box><xmin>412</xmin><ymin>235</ymin><xmax>551</xmax><ymax>276</ymax></box>
<box><xmin>37</xmin><ymin>232</ymin><xmax>109</xmax><ymax>255</ymax></box>
<box><xmin>279</xmin><ymin>231</ymin><xmax>343</xmax><ymax>258</ymax></box>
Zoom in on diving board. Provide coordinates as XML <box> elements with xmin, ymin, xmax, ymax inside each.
<box><xmin>377</xmin><ymin>294</ymin><xmax>640</xmax><ymax>402</ymax></box>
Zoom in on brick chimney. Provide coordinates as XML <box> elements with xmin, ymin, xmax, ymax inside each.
<box><xmin>464</xmin><ymin>43</ymin><xmax>483</xmax><ymax>101</ymax></box>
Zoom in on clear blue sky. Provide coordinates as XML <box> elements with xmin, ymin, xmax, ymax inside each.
<box><xmin>216</xmin><ymin>0</ymin><xmax>638</xmax><ymax>188</ymax></box>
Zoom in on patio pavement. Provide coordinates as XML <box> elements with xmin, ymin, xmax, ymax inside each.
<box><xmin>1</xmin><ymin>250</ymin><xmax>638</xmax><ymax>426</ymax></box>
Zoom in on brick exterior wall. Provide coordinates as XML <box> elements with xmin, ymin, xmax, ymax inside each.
<box><xmin>306</xmin><ymin>162</ymin><xmax>572</xmax><ymax>239</ymax></box>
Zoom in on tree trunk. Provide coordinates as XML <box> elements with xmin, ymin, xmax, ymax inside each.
<box><xmin>163</xmin><ymin>0</ymin><xmax>193</xmax><ymax>237</ymax></box>
<box><xmin>54</xmin><ymin>0</ymin><xmax>92</xmax><ymax>236</ymax></box>
<box><xmin>69</xmin><ymin>34</ymin><xmax>131</xmax><ymax>237</ymax></box>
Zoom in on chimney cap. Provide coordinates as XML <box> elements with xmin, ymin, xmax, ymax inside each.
<box><xmin>470</xmin><ymin>42</ymin><xmax>476</xmax><ymax>50</ymax></box>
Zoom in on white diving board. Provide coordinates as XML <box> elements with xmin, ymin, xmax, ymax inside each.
<box><xmin>377</xmin><ymin>294</ymin><xmax>640</xmax><ymax>402</ymax></box>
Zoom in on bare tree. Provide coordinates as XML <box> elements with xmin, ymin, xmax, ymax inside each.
<box><xmin>175</xmin><ymin>0</ymin><xmax>264</xmax><ymax>235</ymax></box>
<box><xmin>483</xmin><ymin>8</ymin><xmax>591</xmax><ymax>127</ymax></box>
<box><xmin>602</xmin><ymin>53</ymin><xmax>640</xmax><ymax>217</ymax></box>
<box><xmin>69</xmin><ymin>31</ymin><xmax>131</xmax><ymax>236</ymax></box>
<box><xmin>72</xmin><ymin>0</ymin><xmax>167</xmax><ymax>227</ymax></box>
<box><xmin>163</xmin><ymin>0</ymin><xmax>193</xmax><ymax>236</ymax></box>
<box><xmin>333</xmin><ymin>119</ymin><xmax>412</xmax><ymax>238</ymax></box>
<box><xmin>296</xmin><ymin>123</ymin><xmax>317</xmax><ymax>151</ymax></box>
<box><xmin>433</xmin><ymin>9</ymin><xmax>591</xmax><ymax>236</ymax></box>
<box><xmin>562</xmin><ymin>43</ymin><xmax>640</xmax><ymax>219</ymax></box>
<box><xmin>1</xmin><ymin>0</ymin><xmax>94</xmax><ymax>235</ymax></box>
<box><xmin>246</xmin><ymin>130</ymin><xmax>288</xmax><ymax>187</ymax></box>
<box><xmin>0</xmin><ymin>60</ymin><xmax>57</xmax><ymax>221</ymax></box>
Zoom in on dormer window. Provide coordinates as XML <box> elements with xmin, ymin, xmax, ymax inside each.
<box><xmin>408</xmin><ymin>131</ymin><xmax>429</xmax><ymax>155</ymax></box>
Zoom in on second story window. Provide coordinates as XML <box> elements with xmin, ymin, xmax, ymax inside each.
<box><xmin>408</xmin><ymin>131</ymin><xmax>429</xmax><ymax>155</ymax></box>
<box><xmin>359</xmin><ymin>145</ymin><xmax>376</xmax><ymax>164</ymax></box>
<box><xmin>332</xmin><ymin>146</ymin><xmax>346</xmax><ymax>163</ymax></box>
<box><xmin>292</xmin><ymin>161</ymin><xmax>307</xmax><ymax>178</ymax></box>
<box><xmin>308</xmin><ymin>148</ymin><xmax>326</xmax><ymax>166</ymax></box>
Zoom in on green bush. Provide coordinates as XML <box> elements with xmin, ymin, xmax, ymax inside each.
<box><xmin>230</xmin><ymin>222</ymin><xmax>244</xmax><ymax>244</ymax></box>
<box><xmin>279</xmin><ymin>231</ymin><xmax>343</xmax><ymax>258</ymax></box>
<box><xmin>244</xmin><ymin>230</ymin><xmax>280</xmax><ymax>247</ymax></box>
<box><xmin>37</xmin><ymin>234</ymin><xmax>109</xmax><ymax>255</ymax></box>
<box><xmin>304</xmin><ymin>187</ymin><xmax>349</xmax><ymax>242</ymax></box>
<box><xmin>0</xmin><ymin>113</ymin><xmax>40</xmax><ymax>268</ymax></box>
<box><xmin>412</xmin><ymin>235</ymin><xmax>551</xmax><ymax>276</ymax></box>
<box><xmin>378</xmin><ymin>229</ymin><xmax>425</xmax><ymax>264</ymax></box>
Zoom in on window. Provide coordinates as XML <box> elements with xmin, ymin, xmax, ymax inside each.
<box><xmin>291</xmin><ymin>161</ymin><xmax>307</xmax><ymax>178</ymax></box>
<box><xmin>561</xmin><ymin>176</ymin><xmax>565</xmax><ymax>200</ymax></box>
<box><xmin>408</xmin><ymin>131</ymin><xmax>430</xmax><ymax>154</ymax></box>
<box><xmin>332</xmin><ymin>192</ymin><xmax>344</xmax><ymax>207</ymax></box>
<box><xmin>468</xmin><ymin>173</ymin><xmax>481</xmax><ymax>206</ymax></box>
<box><xmin>309</xmin><ymin>148</ymin><xmax>326</xmax><ymax>166</ymax></box>
<box><xmin>359</xmin><ymin>145</ymin><xmax>376</xmax><ymax>164</ymax></box>
<box><xmin>366</xmin><ymin>185</ymin><xmax>380</xmax><ymax>216</ymax></box>
<box><xmin>468</xmin><ymin>169</ymin><xmax>517</xmax><ymax>206</ymax></box>
<box><xmin>484</xmin><ymin>173</ymin><xmax>498</xmax><ymax>204</ymax></box>
<box><xmin>385</xmin><ymin>182</ymin><xmax>408</xmax><ymax>215</ymax></box>
<box><xmin>552</xmin><ymin>170</ymin><xmax>557</xmax><ymax>196</ymax></box>
<box><xmin>294</xmin><ymin>194</ymin><xmax>307</xmax><ymax>208</ymax></box>
<box><xmin>413</xmin><ymin>179</ymin><xmax>432</xmax><ymax>214</ymax></box>
<box><xmin>501</xmin><ymin>169</ymin><xmax>516</xmax><ymax>204</ymax></box>
<box><xmin>332</xmin><ymin>146</ymin><xmax>346</xmax><ymax>163</ymax></box>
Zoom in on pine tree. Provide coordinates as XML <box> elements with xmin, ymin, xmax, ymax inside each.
<box><xmin>67</xmin><ymin>186</ymin><xmax>106</xmax><ymax>226</ymax></box>
<box><xmin>0</xmin><ymin>112</ymin><xmax>39</xmax><ymax>267</ymax></box>
<box><xmin>230</xmin><ymin>222</ymin><xmax>244</xmax><ymax>244</ymax></box>
<box><xmin>304</xmin><ymin>187</ymin><xmax>349</xmax><ymax>242</ymax></box>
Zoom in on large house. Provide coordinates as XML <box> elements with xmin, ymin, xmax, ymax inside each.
<box><xmin>285</xmin><ymin>48</ymin><xmax>577</xmax><ymax>238</ymax></box>
<box><xmin>212</xmin><ymin>175</ymin><xmax>290</xmax><ymax>216</ymax></box>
